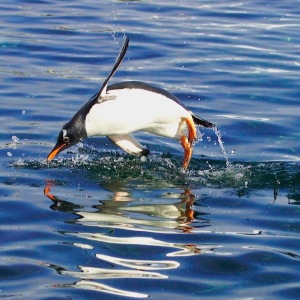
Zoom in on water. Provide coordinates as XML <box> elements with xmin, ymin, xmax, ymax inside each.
<box><xmin>1</xmin><ymin>0</ymin><xmax>300</xmax><ymax>299</ymax></box>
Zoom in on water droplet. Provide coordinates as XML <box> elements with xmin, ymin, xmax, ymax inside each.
<box><xmin>12</xmin><ymin>135</ymin><xmax>19</xmax><ymax>143</ymax></box>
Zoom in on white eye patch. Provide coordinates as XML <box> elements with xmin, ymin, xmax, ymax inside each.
<box><xmin>62</xmin><ymin>129</ymin><xmax>67</xmax><ymax>138</ymax></box>
<box><xmin>62</xmin><ymin>129</ymin><xmax>70</xmax><ymax>143</ymax></box>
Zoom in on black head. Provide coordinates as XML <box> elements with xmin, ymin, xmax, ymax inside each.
<box><xmin>47</xmin><ymin>112</ymin><xmax>87</xmax><ymax>161</ymax></box>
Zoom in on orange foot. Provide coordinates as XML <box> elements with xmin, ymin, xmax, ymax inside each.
<box><xmin>180</xmin><ymin>135</ymin><xmax>192</xmax><ymax>169</ymax></box>
<box><xmin>180</xmin><ymin>117</ymin><xmax>197</xmax><ymax>169</ymax></box>
<box><xmin>185</xmin><ymin>116</ymin><xmax>197</xmax><ymax>144</ymax></box>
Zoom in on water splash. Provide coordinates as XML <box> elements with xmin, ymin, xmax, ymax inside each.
<box><xmin>212</xmin><ymin>126</ymin><xmax>230</xmax><ymax>168</ymax></box>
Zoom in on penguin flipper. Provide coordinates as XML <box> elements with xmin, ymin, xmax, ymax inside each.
<box><xmin>107</xmin><ymin>134</ymin><xmax>150</xmax><ymax>156</ymax></box>
<box><xmin>98</xmin><ymin>36</ymin><xmax>129</xmax><ymax>100</ymax></box>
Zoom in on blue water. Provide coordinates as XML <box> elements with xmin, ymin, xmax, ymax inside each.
<box><xmin>1</xmin><ymin>1</ymin><xmax>300</xmax><ymax>299</ymax></box>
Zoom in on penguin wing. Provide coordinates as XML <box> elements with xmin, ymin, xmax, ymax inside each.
<box><xmin>98</xmin><ymin>36</ymin><xmax>129</xmax><ymax>101</ymax></box>
<box><xmin>107</xmin><ymin>134</ymin><xmax>150</xmax><ymax>156</ymax></box>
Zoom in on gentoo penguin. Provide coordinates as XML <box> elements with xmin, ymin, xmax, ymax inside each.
<box><xmin>47</xmin><ymin>36</ymin><xmax>215</xmax><ymax>169</ymax></box>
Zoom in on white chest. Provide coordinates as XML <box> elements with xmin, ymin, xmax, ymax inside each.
<box><xmin>85</xmin><ymin>88</ymin><xmax>191</xmax><ymax>139</ymax></box>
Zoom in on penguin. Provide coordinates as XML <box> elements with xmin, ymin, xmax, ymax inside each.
<box><xmin>47</xmin><ymin>36</ymin><xmax>215</xmax><ymax>169</ymax></box>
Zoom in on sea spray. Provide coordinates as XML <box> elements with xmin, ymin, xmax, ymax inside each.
<box><xmin>212</xmin><ymin>126</ymin><xmax>230</xmax><ymax>168</ymax></box>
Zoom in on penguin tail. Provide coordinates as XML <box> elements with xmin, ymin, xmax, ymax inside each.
<box><xmin>192</xmin><ymin>114</ymin><xmax>215</xmax><ymax>128</ymax></box>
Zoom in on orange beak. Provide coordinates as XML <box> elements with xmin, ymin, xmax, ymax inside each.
<box><xmin>47</xmin><ymin>143</ymin><xmax>67</xmax><ymax>161</ymax></box>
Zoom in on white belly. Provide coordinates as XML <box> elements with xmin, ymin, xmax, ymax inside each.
<box><xmin>85</xmin><ymin>88</ymin><xmax>191</xmax><ymax>140</ymax></box>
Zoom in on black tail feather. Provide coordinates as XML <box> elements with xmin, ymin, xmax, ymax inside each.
<box><xmin>192</xmin><ymin>114</ymin><xmax>215</xmax><ymax>128</ymax></box>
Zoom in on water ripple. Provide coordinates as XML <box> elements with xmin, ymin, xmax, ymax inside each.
<box><xmin>1</xmin><ymin>0</ymin><xmax>300</xmax><ymax>298</ymax></box>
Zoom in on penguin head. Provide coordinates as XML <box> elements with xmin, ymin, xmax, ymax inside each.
<box><xmin>47</xmin><ymin>112</ymin><xmax>87</xmax><ymax>161</ymax></box>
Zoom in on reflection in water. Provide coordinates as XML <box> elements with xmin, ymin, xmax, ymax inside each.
<box><xmin>61</xmin><ymin>266</ymin><xmax>169</xmax><ymax>279</ymax></box>
<box><xmin>44</xmin><ymin>180</ymin><xmax>224</xmax><ymax>297</ymax></box>
<box><xmin>45</xmin><ymin>180</ymin><xmax>199</xmax><ymax>233</ymax></box>
<box><xmin>68</xmin><ymin>231</ymin><xmax>221</xmax><ymax>257</ymax></box>
<box><xmin>62</xmin><ymin>280</ymin><xmax>149</xmax><ymax>298</ymax></box>
<box><xmin>95</xmin><ymin>254</ymin><xmax>180</xmax><ymax>270</ymax></box>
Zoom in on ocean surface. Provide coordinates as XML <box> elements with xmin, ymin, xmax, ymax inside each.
<box><xmin>1</xmin><ymin>1</ymin><xmax>299</xmax><ymax>299</ymax></box>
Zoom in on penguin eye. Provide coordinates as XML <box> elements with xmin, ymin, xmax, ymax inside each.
<box><xmin>63</xmin><ymin>136</ymin><xmax>70</xmax><ymax>144</ymax></box>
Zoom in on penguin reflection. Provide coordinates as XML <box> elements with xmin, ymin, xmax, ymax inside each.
<box><xmin>44</xmin><ymin>180</ymin><xmax>199</xmax><ymax>233</ymax></box>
